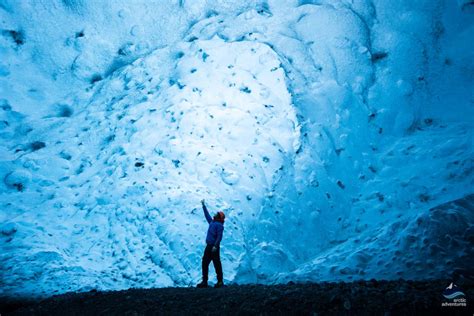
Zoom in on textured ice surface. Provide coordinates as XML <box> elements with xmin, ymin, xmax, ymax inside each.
<box><xmin>0</xmin><ymin>0</ymin><xmax>473</xmax><ymax>298</ymax></box>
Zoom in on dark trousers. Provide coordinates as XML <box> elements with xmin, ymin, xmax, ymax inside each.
<box><xmin>202</xmin><ymin>244</ymin><xmax>223</xmax><ymax>282</ymax></box>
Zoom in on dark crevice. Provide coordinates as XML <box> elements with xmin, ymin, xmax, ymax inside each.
<box><xmin>1</xmin><ymin>29</ymin><xmax>25</xmax><ymax>46</ymax></box>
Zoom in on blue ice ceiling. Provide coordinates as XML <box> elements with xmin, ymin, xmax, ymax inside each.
<box><xmin>0</xmin><ymin>0</ymin><xmax>473</xmax><ymax>299</ymax></box>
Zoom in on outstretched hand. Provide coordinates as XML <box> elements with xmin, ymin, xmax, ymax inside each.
<box><xmin>201</xmin><ymin>199</ymin><xmax>205</xmax><ymax>205</ymax></box>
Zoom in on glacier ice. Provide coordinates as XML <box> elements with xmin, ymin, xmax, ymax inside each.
<box><xmin>0</xmin><ymin>0</ymin><xmax>473</xmax><ymax>299</ymax></box>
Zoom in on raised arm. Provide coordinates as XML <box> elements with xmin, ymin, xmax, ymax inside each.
<box><xmin>201</xmin><ymin>200</ymin><xmax>212</xmax><ymax>224</ymax></box>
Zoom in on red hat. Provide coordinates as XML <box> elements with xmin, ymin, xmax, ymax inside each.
<box><xmin>214</xmin><ymin>211</ymin><xmax>225</xmax><ymax>222</ymax></box>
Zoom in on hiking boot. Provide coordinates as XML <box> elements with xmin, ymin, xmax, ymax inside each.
<box><xmin>196</xmin><ymin>281</ymin><xmax>208</xmax><ymax>288</ymax></box>
<box><xmin>214</xmin><ymin>281</ymin><xmax>224</xmax><ymax>288</ymax></box>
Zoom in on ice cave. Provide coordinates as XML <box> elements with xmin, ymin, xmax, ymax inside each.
<box><xmin>0</xmin><ymin>0</ymin><xmax>473</xmax><ymax>303</ymax></box>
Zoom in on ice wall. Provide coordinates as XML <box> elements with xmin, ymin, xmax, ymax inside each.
<box><xmin>1</xmin><ymin>0</ymin><xmax>473</xmax><ymax>298</ymax></box>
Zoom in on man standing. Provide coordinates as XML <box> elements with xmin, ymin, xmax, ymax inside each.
<box><xmin>197</xmin><ymin>199</ymin><xmax>225</xmax><ymax>288</ymax></box>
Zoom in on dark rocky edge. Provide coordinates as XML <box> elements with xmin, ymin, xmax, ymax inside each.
<box><xmin>2</xmin><ymin>279</ymin><xmax>472</xmax><ymax>315</ymax></box>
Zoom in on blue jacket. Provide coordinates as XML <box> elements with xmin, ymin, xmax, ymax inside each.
<box><xmin>203</xmin><ymin>204</ymin><xmax>224</xmax><ymax>246</ymax></box>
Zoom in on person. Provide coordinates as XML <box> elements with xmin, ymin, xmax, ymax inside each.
<box><xmin>196</xmin><ymin>199</ymin><xmax>225</xmax><ymax>288</ymax></box>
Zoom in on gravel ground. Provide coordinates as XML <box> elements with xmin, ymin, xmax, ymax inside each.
<box><xmin>2</xmin><ymin>279</ymin><xmax>472</xmax><ymax>315</ymax></box>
